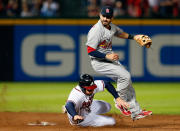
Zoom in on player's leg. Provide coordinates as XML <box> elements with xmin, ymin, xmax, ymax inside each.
<box><xmin>90</xmin><ymin>100</ymin><xmax>111</xmax><ymax>114</ymax></box>
<box><xmin>77</xmin><ymin>113</ymin><xmax>115</xmax><ymax>127</ymax></box>
<box><xmin>68</xmin><ymin>100</ymin><xmax>114</xmax><ymax>127</ymax></box>
<box><xmin>118</xmin><ymin>84</ymin><xmax>141</xmax><ymax>116</ymax></box>
<box><xmin>128</xmin><ymin>86</ymin><xmax>152</xmax><ymax>120</ymax></box>
<box><xmin>91</xmin><ymin>60</ymin><xmax>130</xmax><ymax>90</ymax></box>
<box><xmin>113</xmin><ymin>68</ymin><xmax>142</xmax><ymax>117</ymax></box>
<box><xmin>67</xmin><ymin>112</ymin><xmax>115</xmax><ymax>127</ymax></box>
<box><xmin>77</xmin><ymin>100</ymin><xmax>115</xmax><ymax>127</ymax></box>
<box><xmin>114</xmin><ymin>66</ymin><xmax>152</xmax><ymax>120</ymax></box>
<box><xmin>115</xmin><ymin>68</ymin><xmax>152</xmax><ymax>120</ymax></box>
<box><xmin>91</xmin><ymin>60</ymin><xmax>141</xmax><ymax>117</ymax></box>
<box><xmin>113</xmin><ymin>66</ymin><xmax>143</xmax><ymax>118</ymax></box>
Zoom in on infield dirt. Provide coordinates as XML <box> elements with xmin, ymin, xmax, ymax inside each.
<box><xmin>0</xmin><ymin>112</ymin><xmax>180</xmax><ymax>131</ymax></box>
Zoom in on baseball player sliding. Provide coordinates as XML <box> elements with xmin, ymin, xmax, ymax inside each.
<box><xmin>65</xmin><ymin>74</ymin><xmax>129</xmax><ymax>127</ymax></box>
<box><xmin>86</xmin><ymin>6</ymin><xmax>152</xmax><ymax>120</ymax></box>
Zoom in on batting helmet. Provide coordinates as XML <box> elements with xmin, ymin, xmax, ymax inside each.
<box><xmin>79</xmin><ymin>74</ymin><xmax>97</xmax><ymax>93</ymax></box>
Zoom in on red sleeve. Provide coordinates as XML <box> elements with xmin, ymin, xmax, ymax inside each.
<box><xmin>101</xmin><ymin>80</ymin><xmax>105</xmax><ymax>91</ymax></box>
<box><xmin>87</xmin><ymin>46</ymin><xmax>96</xmax><ymax>53</ymax></box>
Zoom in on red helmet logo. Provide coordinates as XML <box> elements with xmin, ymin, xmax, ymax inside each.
<box><xmin>106</xmin><ymin>9</ymin><xmax>110</xmax><ymax>13</ymax></box>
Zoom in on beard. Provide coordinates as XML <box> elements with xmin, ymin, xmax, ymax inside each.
<box><xmin>101</xmin><ymin>19</ymin><xmax>110</xmax><ymax>27</ymax></box>
<box><xmin>102</xmin><ymin>20</ymin><xmax>108</xmax><ymax>25</ymax></box>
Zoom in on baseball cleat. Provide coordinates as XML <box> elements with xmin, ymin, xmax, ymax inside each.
<box><xmin>115</xmin><ymin>103</ymin><xmax>131</xmax><ymax>116</ymax></box>
<box><xmin>132</xmin><ymin>110</ymin><xmax>152</xmax><ymax>121</ymax></box>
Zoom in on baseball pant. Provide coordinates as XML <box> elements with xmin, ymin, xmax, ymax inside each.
<box><xmin>91</xmin><ymin>60</ymin><xmax>142</xmax><ymax>118</ymax></box>
<box><xmin>77</xmin><ymin>100</ymin><xmax>115</xmax><ymax>127</ymax></box>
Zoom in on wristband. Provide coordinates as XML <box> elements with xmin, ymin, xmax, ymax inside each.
<box><xmin>128</xmin><ymin>34</ymin><xmax>134</xmax><ymax>39</ymax></box>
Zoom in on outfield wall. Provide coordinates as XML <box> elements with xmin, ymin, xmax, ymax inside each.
<box><xmin>0</xmin><ymin>19</ymin><xmax>180</xmax><ymax>82</ymax></box>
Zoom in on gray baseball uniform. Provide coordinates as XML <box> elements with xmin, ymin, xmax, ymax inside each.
<box><xmin>86</xmin><ymin>20</ymin><xmax>142</xmax><ymax>118</ymax></box>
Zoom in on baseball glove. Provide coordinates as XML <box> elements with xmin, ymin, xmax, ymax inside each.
<box><xmin>134</xmin><ymin>35</ymin><xmax>152</xmax><ymax>48</ymax></box>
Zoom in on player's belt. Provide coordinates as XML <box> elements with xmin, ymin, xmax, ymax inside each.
<box><xmin>91</xmin><ymin>58</ymin><xmax>113</xmax><ymax>63</ymax></box>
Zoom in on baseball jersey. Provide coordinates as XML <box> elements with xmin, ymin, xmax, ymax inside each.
<box><xmin>66</xmin><ymin>80</ymin><xmax>105</xmax><ymax>118</ymax></box>
<box><xmin>86</xmin><ymin>20</ymin><xmax>124</xmax><ymax>55</ymax></box>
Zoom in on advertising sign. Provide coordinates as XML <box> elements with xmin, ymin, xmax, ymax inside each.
<box><xmin>14</xmin><ymin>25</ymin><xmax>180</xmax><ymax>81</ymax></box>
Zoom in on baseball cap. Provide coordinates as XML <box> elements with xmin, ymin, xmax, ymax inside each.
<box><xmin>100</xmin><ymin>6</ymin><xmax>114</xmax><ymax>18</ymax></box>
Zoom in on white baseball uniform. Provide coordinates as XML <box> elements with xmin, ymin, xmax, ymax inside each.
<box><xmin>86</xmin><ymin>20</ymin><xmax>142</xmax><ymax>118</ymax></box>
<box><xmin>66</xmin><ymin>80</ymin><xmax>115</xmax><ymax>127</ymax></box>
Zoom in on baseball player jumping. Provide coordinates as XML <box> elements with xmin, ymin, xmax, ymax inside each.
<box><xmin>85</xmin><ymin>6</ymin><xmax>152</xmax><ymax>121</ymax></box>
<box><xmin>65</xmin><ymin>74</ymin><xmax>129</xmax><ymax>127</ymax></box>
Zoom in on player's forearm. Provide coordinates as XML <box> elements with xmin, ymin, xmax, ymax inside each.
<box><xmin>88</xmin><ymin>50</ymin><xmax>106</xmax><ymax>59</ymax></box>
<box><xmin>117</xmin><ymin>32</ymin><xmax>129</xmax><ymax>39</ymax></box>
<box><xmin>104</xmin><ymin>81</ymin><xmax>119</xmax><ymax>99</ymax></box>
<box><xmin>87</xmin><ymin>46</ymin><xmax>106</xmax><ymax>59</ymax></box>
<box><xmin>65</xmin><ymin>101</ymin><xmax>78</xmax><ymax>117</ymax></box>
<box><xmin>117</xmin><ymin>32</ymin><xmax>134</xmax><ymax>39</ymax></box>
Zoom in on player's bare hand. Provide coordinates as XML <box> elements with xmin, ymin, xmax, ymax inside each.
<box><xmin>106</xmin><ymin>53</ymin><xmax>119</xmax><ymax>61</ymax></box>
<box><xmin>115</xmin><ymin>97</ymin><xmax>130</xmax><ymax>109</ymax></box>
<box><xmin>73</xmin><ymin>115</ymin><xmax>84</xmax><ymax>123</ymax></box>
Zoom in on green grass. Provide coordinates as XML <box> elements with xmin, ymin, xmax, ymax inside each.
<box><xmin>0</xmin><ymin>82</ymin><xmax>180</xmax><ymax>115</ymax></box>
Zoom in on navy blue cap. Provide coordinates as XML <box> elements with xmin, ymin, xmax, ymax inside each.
<box><xmin>100</xmin><ymin>6</ymin><xmax>114</xmax><ymax>17</ymax></box>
